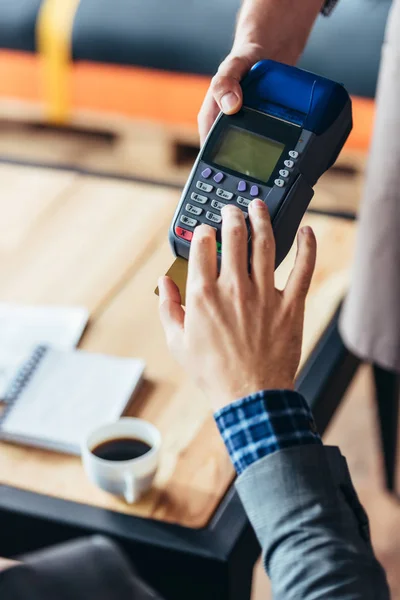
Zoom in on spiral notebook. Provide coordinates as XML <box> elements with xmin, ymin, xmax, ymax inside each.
<box><xmin>0</xmin><ymin>346</ymin><xmax>145</xmax><ymax>455</ymax></box>
<box><xmin>0</xmin><ymin>303</ymin><xmax>89</xmax><ymax>398</ymax></box>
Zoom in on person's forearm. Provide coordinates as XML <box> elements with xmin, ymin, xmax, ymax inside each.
<box><xmin>232</xmin><ymin>0</ymin><xmax>324</xmax><ymax>64</ymax></box>
<box><xmin>236</xmin><ymin>446</ymin><xmax>390</xmax><ymax>599</ymax></box>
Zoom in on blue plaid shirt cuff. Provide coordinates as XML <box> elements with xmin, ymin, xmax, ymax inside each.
<box><xmin>214</xmin><ymin>390</ymin><xmax>322</xmax><ymax>475</ymax></box>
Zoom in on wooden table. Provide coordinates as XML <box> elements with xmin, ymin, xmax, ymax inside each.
<box><xmin>0</xmin><ymin>162</ymin><xmax>357</xmax><ymax>599</ymax></box>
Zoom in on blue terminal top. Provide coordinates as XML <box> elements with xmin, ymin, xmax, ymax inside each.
<box><xmin>242</xmin><ymin>60</ymin><xmax>349</xmax><ymax>135</ymax></box>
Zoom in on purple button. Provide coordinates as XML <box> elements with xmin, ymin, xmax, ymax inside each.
<box><xmin>202</xmin><ymin>168</ymin><xmax>212</xmax><ymax>179</ymax></box>
<box><xmin>250</xmin><ymin>185</ymin><xmax>259</xmax><ymax>197</ymax></box>
<box><xmin>237</xmin><ymin>180</ymin><xmax>246</xmax><ymax>192</ymax></box>
<box><xmin>213</xmin><ymin>172</ymin><xmax>224</xmax><ymax>183</ymax></box>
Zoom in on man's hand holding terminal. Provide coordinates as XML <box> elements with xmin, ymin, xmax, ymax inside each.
<box><xmin>158</xmin><ymin>200</ymin><xmax>316</xmax><ymax>412</ymax></box>
<box><xmin>198</xmin><ymin>0</ymin><xmax>324</xmax><ymax>144</ymax></box>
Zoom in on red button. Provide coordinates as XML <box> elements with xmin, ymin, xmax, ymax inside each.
<box><xmin>175</xmin><ymin>226</ymin><xmax>193</xmax><ymax>242</ymax></box>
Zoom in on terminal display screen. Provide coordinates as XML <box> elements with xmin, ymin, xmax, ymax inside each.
<box><xmin>211</xmin><ymin>126</ymin><xmax>285</xmax><ymax>183</ymax></box>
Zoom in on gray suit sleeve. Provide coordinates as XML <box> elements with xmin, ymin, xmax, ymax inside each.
<box><xmin>235</xmin><ymin>445</ymin><xmax>390</xmax><ymax>599</ymax></box>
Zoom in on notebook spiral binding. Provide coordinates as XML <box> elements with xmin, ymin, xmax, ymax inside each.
<box><xmin>0</xmin><ymin>345</ymin><xmax>48</xmax><ymax>428</ymax></box>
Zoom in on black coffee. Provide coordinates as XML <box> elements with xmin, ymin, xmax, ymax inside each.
<box><xmin>92</xmin><ymin>437</ymin><xmax>152</xmax><ymax>461</ymax></box>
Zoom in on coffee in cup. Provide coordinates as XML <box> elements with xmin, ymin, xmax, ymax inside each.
<box><xmin>91</xmin><ymin>437</ymin><xmax>152</xmax><ymax>461</ymax></box>
<box><xmin>82</xmin><ymin>418</ymin><xmax>161</xmax><ymax>504</ymax></box>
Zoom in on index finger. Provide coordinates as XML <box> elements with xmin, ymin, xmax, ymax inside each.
<box><xmin>187</xmin><ymin>224</ymin><xmax>218</xmax><ymax>289</ymax></box>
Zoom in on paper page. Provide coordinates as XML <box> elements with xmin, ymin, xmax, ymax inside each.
<box><xmin>0</xmin><ymin>304</ymin><xmax>89</xmax><ymax>397</ymax></box>
<box><xmin>2</xmin><ymin>348</ymin><xmax>145</xmax><ymax>454</ymax></box>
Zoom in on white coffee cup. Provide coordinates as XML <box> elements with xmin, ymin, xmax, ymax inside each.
<box><xmin>81</xmin><ymin>418</ymin><xmax>161</xmax><ymax>504</ymax></box>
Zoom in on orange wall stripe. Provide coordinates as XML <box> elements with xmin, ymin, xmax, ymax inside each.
<box><xmin>0</xmin><ymin>50</ymin><xmax>375</xmax><ymax>150</ymax></box>
<box><xmin>72</xmin><ymin>62</ymin><xmax>210</xmax><ymax>127</ymax></box>
<box><xmin>0</xmin><ymin>51</ymin><xmax>42</xmax><ymax>101</ymax></box>
<box><xmin>347</xmin><ymin>96</ymin><xmax>376</xmax><ymax>151</ymax></box>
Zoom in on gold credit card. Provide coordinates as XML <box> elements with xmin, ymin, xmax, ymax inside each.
<box><xmin>154</xmin><ymin>257</ymin><xmax>189</xmax><ymax>306</ymax></box>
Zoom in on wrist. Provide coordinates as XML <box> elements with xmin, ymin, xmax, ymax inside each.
<box><xmin>229</xmin><ymin>40</ymin><xmax>266</xmax><ymax>61</ymax></box>
<box><xmin>231</xmin><ymin>35</ymin><xmax>303</xmax><ymax>68</ymax></box>
<box><xmin>212</xmin><ymin>379</ymin><xmax>295</xmax><ymax>412</ymax></box>
<box><xmin>233</xmin><ymin>0</ymin><xmax>324</xmax><ymax>66</ymax></box>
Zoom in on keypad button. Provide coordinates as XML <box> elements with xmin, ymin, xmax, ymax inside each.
<box><xmin>274</xmin><ymin>179</ymin><xmax>285</xmax><ymax>188</ymax></box>
<box><xmin>289</xmin><ymin>150</ymin><xmax>299</xmax><ymax>159</ymax></box>
<box><xmin>216</xmin><ymin>188</ymin><xmax>234</xmax><ymax>200</ymax></box>
<box><xmin>196</xmin><ymin>181</ymin><xmax>213</xmax><ymax>193</ymax></box>
<box><xmin>211</xmin><ymin>200</ymin><xmax>226</xmax><ymax>211</ymax></box>
<box><xmin>180</xmin><ymin>215</ymin><xmax>198</xmax><ymax>227</ymax></box>
<box><xmin>237</xmin><ymin>196</ymin><xmax>251</xmax><ymax>207</ymax></box>
<box><xmin>175</xmin><ymin>226</ymin><xmax>193</xmax><ymax>242</ymax></box>
<box><xmin>284</xmin><ymin>160</ymin><xmax>295</xmax><ymax>169</ymax></box>
<box><xmin>279</xmin><ymin>169</ymin><xmax>290</xmax><ymax>178</ymax></box>
<box><xmin>206</xmin><ymin>211</ymin><xmax>222</xmax><ymax>224</ymax></box>
<box><xmin>186</xmin><ymin>203</ymin><xmax>203</xmax><ymax>216</ymax></box>
<box><xmin>237</xmin><ymin>180</ymin><xmax>247</xmax><ymax>192</ymax></box>
<box><xmin>191</xmin><ymin>192</ymin><xmax>208</xmax><ymax>204</ymax></box>
<box><xmin>216</xmin><ymin>241</ymin><xmax>222</xmax><ymax>254</ymax></box>
<box><xmin>250</xmin><ymin>185</ymin><xmax>259</xmax><ymax>197</ymax></box>
<box><xmin>213</xmin><ymin>172</ymin><xmax>224</xmax><ymax>183</ymax></box>
<box><xmin>201</xmin><ymin>167</ymin><xmax>212</xmax><ymax>178</ymax></box>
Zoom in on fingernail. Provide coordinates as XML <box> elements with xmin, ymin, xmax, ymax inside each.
<box><xmin>250</xmin><ymin>199</ymin><xmax>266</xmax><ymax>210</ymax></box>
<box><xmin>220</xmin><ymin>92</ymin><xmax>240</xmax><ymax>113</ymax></box>
<box><xmin>301</xmin><ymin>226</ymin><xmax>312</xmax><ymax>235</ymax></box>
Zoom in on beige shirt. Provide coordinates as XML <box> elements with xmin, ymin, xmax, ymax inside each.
<box><xmin>340</xmin><ymin>0</ymin><xmax>400</xmax><ymax>372</ymax></box>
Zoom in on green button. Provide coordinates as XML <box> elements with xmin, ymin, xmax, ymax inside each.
<box><xmin>216</xmin><ymin>241</ymin><xmax>222</xmax><ymax>254</ymax></box>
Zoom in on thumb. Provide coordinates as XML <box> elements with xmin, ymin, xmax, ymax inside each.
<box><xmin>158</xmin><ymin>276</ymin><xmax>185</xmax><ymax>350</ymax></box>
<box><xmin>211</xmin><ymin>55</ymin><xmax>251</xmax><ymax>114</ymax></box>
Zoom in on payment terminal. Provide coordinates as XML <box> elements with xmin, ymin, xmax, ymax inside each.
<box><xmin>169</xmin><ymin>60</ymin><xmax>352</xmax><ymax>270</ymax></box>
